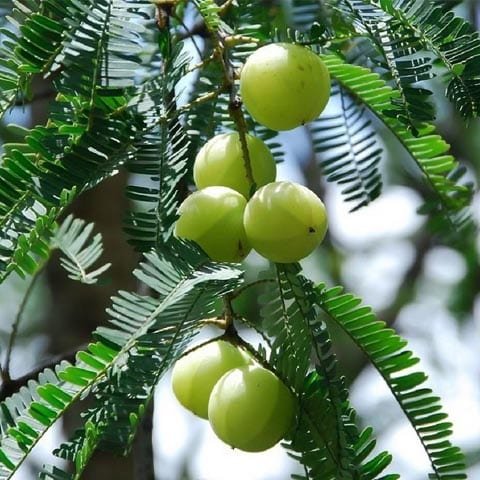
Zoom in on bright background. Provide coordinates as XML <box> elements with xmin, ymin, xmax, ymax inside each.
<box><xmin>0</xmin><ymin>1</ymin><xmax>479</xmax><ymax>479</ymax></box>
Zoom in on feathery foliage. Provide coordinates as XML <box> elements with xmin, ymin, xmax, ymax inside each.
<box><xmin>0</xmin><ymin>0</ymin><xmax>474</xmax><ymax>478</ymax></box>
<box><xmin>365</xmin><ymin>0</ymin><xmax>480</xmax><ymax>119</ymax></box>
<box><xmin>316</xmin><ymin>283</ymin><xmax>466</xmax><ymax>479</ymax></box>
<box><xmin>322</xmin><ymin>54</ymin><xmax>472</xmax><ymax>229</ymax></box>
<box><xmin>125</xmin><ymin>47</ymin><xmax>191</xmax><ymax>250</ymax></box>
<box><xmin>45</xmin><ymin>243</ymin><xmax>242</xmax><ymax>477</ymax></box>
<box><xmin>257</xmin><ymin>264</ymin><xmax>396</xmax><ymax>479</ymax></box>
<box><xmin>0</xmin><ymin>0</ymin><xmax>147</xmax><ymax>281</ymax></box>
<box><xmin>0</xmin><ymin>94</ymin><xmax>136</xmax><ymax>281</ymax></box>
<box><xmin>337</xmin><ymin>0</ymin><xmax>435</xmax><ymax>132</ymax></box>
<box><xmin>259</xmin><ymin>264</ymin><xmax>312</xmax><ymax>392</ymax></box>
<box><xmin>310</xmin><ymin>85</ymin><xmax>383</xmax><ymax>211</ymax></box>
<box><xmin>52</xmin><ymin>215</ymin><xmax>111</xmax><ymax>284</ymax></box>
<box><xmin>0</xmin><ymin>243</ymin><xmax>243</xmax><ymax>479</ymax></box>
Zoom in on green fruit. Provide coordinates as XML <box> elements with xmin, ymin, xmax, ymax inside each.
<box><xmin>208</xmin><ymin>364</ymin><xmax>296</xmax><ymax>452</ymax></box>
<box><xmin>193</xmin><ymin>132</ymin><xmax>276</xmax><ymax>198</ymax></box>
<box><xmin>243</xmin><ymin>181</ymin><xmax>328</xmax><ymax>263</ymax></box>
<box><xmin>175</xmin><ymin>186</ymin><xmax>251</xmax><ymax>262</ymax></box>
<box><xmin>240</xmin><ymin>43</ymin><xmax>330</xmax><ymax>131</ymax></box>
<box><xmin>171</xmin><ymin>340</ymin><xmax>251</xmax><ymax>419</ymax></box>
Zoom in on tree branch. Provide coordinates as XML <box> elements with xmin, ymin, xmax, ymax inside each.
<box><xmin>2</xmin><ymin>268</ymin><xmax>43</xmax><ymax>384</ymax></box>
<box><xmin>133</xmin><ymin>400</ymin><xmax>155</xmax><ymax>480</ymax></box>
<box><xmin>0</xmin><ymin>343</ymin><xmax>87</xmax><ymax>401</ymax></box>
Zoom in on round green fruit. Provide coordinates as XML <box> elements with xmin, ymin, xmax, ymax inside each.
<box><xmin>243</xmin><ymin>181</ymin><xmax>328</xmax><ymax>263</ymax></box>
<box><xmin>240</xmin><ymin>43</ymin><xmax>330</xmax><ymax>131</ymax></box>
<box><xmin>193</xmin><ymin>132</ymin><xmax>276</xmax><ymax>198</ymax></box>
<box><xmin>171</xmin><ymin>340</ymin><xmax>251</xmax><ymax>419</ymax></box>
<box><xmin>208</xmin><ymin>364</ymin><xmax>296</xmax><ymax>452</ymax></box>
<box><xmin>174</xmin><ymin>186</ymin><xmax>251</xmax><ymax>262</ymax></box>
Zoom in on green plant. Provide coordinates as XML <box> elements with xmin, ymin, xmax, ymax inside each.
<box><xmin>0</xmin><ymin>0</ymin><xmax>476</xmax><ymax>478</ymax></box>
<box><xmin>208</xmin><ymin>363</ymin><xmax>297</xmax><ymax>452</ymax></box>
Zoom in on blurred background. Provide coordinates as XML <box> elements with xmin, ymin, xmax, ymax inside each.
<box><xmin>0</xmin><ymin>0</ymin><xmax>479</xmax><ymax>479</ymax></box>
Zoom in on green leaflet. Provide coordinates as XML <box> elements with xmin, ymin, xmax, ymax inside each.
<box><xmin>125</xmin><ymin>48</ymin><xmax>191</xmax><ymax>250</ymax></box>
<box><xmin>0</xmin><ymin>243</ymin><xmax>243</xmax><ymax>479</ymax></box>
<box><xmin>258</xmin><ymin>264</ymin><xmax>396</xmax><ymax>479</ymax></box>
<box><xmin>193</xmin><ymin>0</ymin><xmax>223</xmax><ymax>34</ymax></box>
<box><xmin>310</xmin><ymin>86</ymin><xmax>383</xmax><ymax>211</ymax></box>
<box><xmin>322</xmin><ymin>53</ymin><xmax>472</xmax><ymax>230</ymax></box>
<box><xmin>52</xmin><ymin>215</ymin><xmax>111</xmax><ymax>285</ymax></box>
<box><xmin>370</xmin><ymin>0</ymin><xmax>480</xmax><ymax>118</ymax></box>
<box><xmin>316</xmin><ymin>283</ymin><xmax>466</xmax><ymax>480</ymax></box>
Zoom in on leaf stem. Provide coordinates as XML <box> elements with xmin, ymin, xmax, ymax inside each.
<box><xmin>192</xmin><ymin>0</ymin><xmax>256</xmax><ymax>195</ymax></box>
<box><xmin>219</xmin><ymin>38</ymin><xmax>256</xmax><ymax>194</ymax></box>
<box><xmin>222</xmin><ymin>293</ymin><xmax>237</xmax><ymax>336</ymax></box>
<box><xmin>230</xmin><ymin>278</ymin><xmax>275</xmax><ymax>300</ymax></box>
<box><xmin>179</xmin><ymin>86</ymin><xmax>225</xmax><ymax>112</ymax></box>
<box><xmin>2</xmin><ymin>268</ymin><xmax>43</xmax><ymax>383</ymax></box>
<box><xmin>228</xmin><ymin>98</ymin><xmax>256</xmax><ymax>196</ymax></box>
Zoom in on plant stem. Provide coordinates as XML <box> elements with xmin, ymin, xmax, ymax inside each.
<box><xmin>201</xmin><ymin>316</ymin><xmax>227</xmax><ymax>329</ymax></box>
<box><xmin>223</xmin><ymin>34</ymin><xmax>261</xmax><ymax>47</ymax></box>
<box><xmin>2</xmin><ymin>269</ymin><xmax>42</xmax><ymax>383</ymax></box>
<box><xmin>228</xmin><ymin>98</ymin><xmax>256</xmax><ymax>195</ymax></box>
<box><xmin>192</xmin><ymin>0</ymin><xmax>256</xmax><ymax>196</ymax></box>
<box><xmin>230</xmin><ymin>278</ymin><xmax>275</xmax><ymax>299</ymax></box>
<box><xmin>222</xmin><ymin>293</ymin><xmax>237</xmax><ymax>336</ymax></box>
<box><xmin>218</xmin><ymin>39</ymin><xmax>255</xmax><ymax>193</ymax></box>
<box><xmin>0</xmin><ymin>342</ymin><xmax>86</xmax><ymax>401</ymax></box>
<box><xmin>133</xmin><ymin>399</ymin><xmax>155</xmax><ymax>480</ymax></box>
<box><xmin>179</xmin><ymin>86</ymin><xmax>225</xmax><ymax>112</ymax></box>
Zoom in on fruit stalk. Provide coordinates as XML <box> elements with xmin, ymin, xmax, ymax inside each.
<box><xmin>222</xmin><ymin>293</ymin><xmax>238</xmax><ymax>336</ymax></box>
<box><xmin>208</xmin><ymin>8</ymin><xmax>256</xmax><ymax>196</ymax></box>
<box><xmin>228</xmin><ymin>98</ymin><xmax>256</xmax><ymax>197</ymax></box>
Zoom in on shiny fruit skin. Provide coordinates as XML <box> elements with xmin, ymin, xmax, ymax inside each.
<box><xmin>174</xmin><ymin>186</ymin><xmax>251</xmax><ymax>262</ymax></box>
<box><xmin>171</xmin><ymin>340</ymin><xmax>251</xmax><ymax>419</ymax></box>
<box><xmin>243</xmin><ymin>181</ymin><xmax>328</xmax><ymax>263</ymax></box>
<box><xmin>208</xmin><ymin>364</ymin><xmax>296</xmax><ymax>452</ymax></box>
<box><xmin>240</xmin><ymin>43</ymin><xmax>330</xmax><ymax>131</ymax></box>
<box><xmin>193</xmin><ymin>132</ymin><xmax>276</xmax><ymax>198</ymax></box>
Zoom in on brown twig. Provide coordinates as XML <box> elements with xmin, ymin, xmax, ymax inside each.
<box><xmin>0</xmin><ymin>343</ymin><xmax>87</xmax><ymax>401</ymax></box>
<box><xmin>133</xmin><ymin>401</ymin><xmax>155</xmax><ymax>480</ymax></box>
<box><xmin>14</xmin><ymin>89</ymin><xmax>55</xmax><ymax>107</ymax></box>
<box><xmin>230</xmin><ymin>278</ymin><xmax>276</xmax><ymax>300</ymax></box>
<box><xmin>2</xmin><ymin>269</ymin><xmax>43</xmax><ymax>384</ymax></box>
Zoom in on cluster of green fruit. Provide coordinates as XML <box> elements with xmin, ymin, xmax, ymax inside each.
<box><xmin>171</xmin><ymin>340</ymin><xmax>296</xmax><ymax>452</ymax></box>
<box><xmin>171</xmin><ymin>43</ymin><xmax>330</xmax><ymax>452</ymax></box>
<box><xmin>175</xmin><ymin>43</ymin><xmax>331</xmax><ymax>264</ymax></box>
